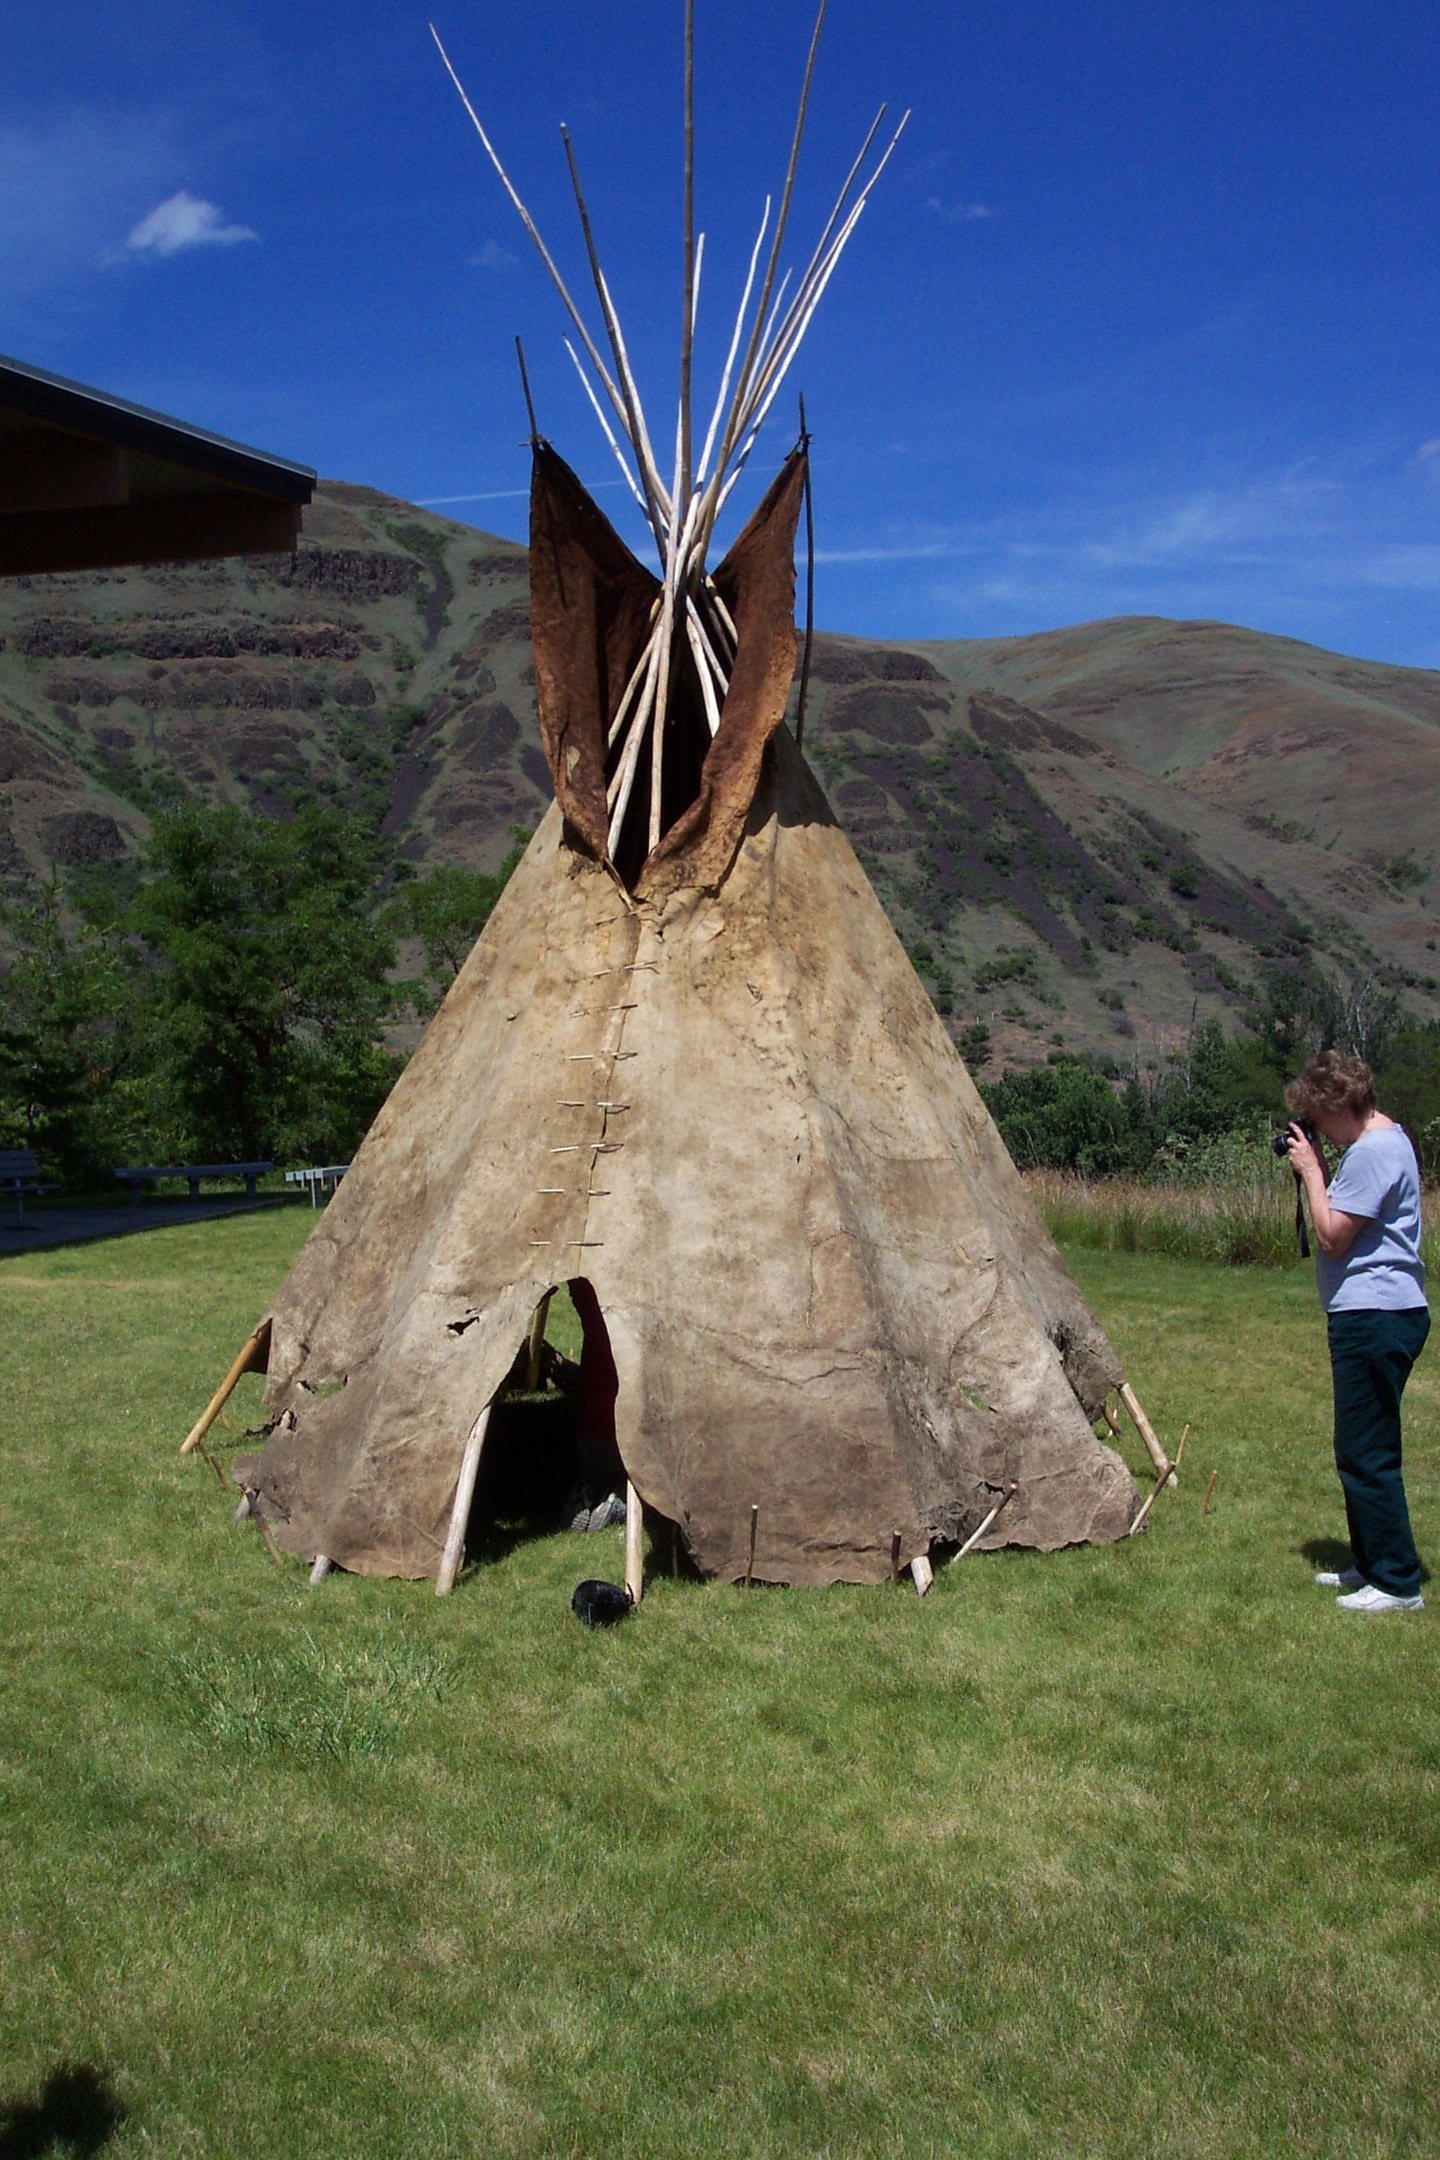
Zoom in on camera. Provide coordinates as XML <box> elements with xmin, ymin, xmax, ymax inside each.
<box><xmin>1273</xmin><ymin>1119</ymin><xmax>1320</xmax><ymax>1257</ymax></box>
<box><xmin>1271</xmin><ymin>1120</ymin><xmax>1319</xmax><ymax>1159</ymax></box>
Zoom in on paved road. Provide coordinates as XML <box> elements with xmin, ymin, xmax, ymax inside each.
<box><xmin>0</xmin><ymin>1196</ymin><xmax>289</xmax><ymax>1255</ymax></box>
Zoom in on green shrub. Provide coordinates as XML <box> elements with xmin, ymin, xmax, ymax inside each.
<box><xmin>974</xmin><ymin>945</ymin><xmax>1040</xmax><ymax>993</ymax></box>
<box><xmin>981</xmin><ymin>1061</ymin><xmax>1152</xmax><ymax>1177</ymax></box>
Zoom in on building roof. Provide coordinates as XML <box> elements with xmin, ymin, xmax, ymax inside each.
<box><xmin>0</xmin><ymin>352</ymin><xmax>315</xmax><ymax>578</ymax></box>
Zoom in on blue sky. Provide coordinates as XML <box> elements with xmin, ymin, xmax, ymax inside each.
<box><xmin>4</xmin><ymin>0</ymin><xmax>1437</xmax><ymax>666</ymax></box>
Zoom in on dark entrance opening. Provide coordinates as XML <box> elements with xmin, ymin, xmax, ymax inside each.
<box><xmin>463</xmin><ymin>1280</ymin><xmax>625</xmax><ymax>1560</ymax></box>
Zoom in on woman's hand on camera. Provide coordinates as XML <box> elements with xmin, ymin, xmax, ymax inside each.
<box><xmin>1286</xmin><ymin>1123</ymin><xmax>1323</xmax><ymax>1181</ymax></box>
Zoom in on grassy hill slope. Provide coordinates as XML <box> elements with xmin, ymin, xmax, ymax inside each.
<box><xmin>2</xmin><ymin>483</ymin><xmax>1436</xmax><ymax>1069</ymax></box>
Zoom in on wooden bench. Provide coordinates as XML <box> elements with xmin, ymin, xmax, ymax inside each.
<box><xmin>113</xmin><ymin>1161</ymin><xmax>275</xmax><ymax>1202</ymax></box>
<box><xmin>0</xmin><ymin>1146</ymin><xmax>54</xmax><ymax>1228</ymax></box>
<box><xmin>284</xmin><ymin>1164</ymin><xmax>351</xmax><ymax>1207</ymax></box>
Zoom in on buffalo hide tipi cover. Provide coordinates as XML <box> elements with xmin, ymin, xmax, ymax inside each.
<box><xmin>234</xmin><ymin>445</ymin><xmax>1139</xmax><ymax>1585</ymax></box>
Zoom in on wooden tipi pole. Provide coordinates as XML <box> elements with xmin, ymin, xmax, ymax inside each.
<box><xmin>625</xmin><ymin>1482</ymin><xmax>644</xmax><ymax>1604</ymax></box>
<box><xmin>436</xmin><ymin>1402</ymin><xmax>493</xmax><ymax>1596</ymax></box>
<box><xmin>1119</xmin><ymin>1381</ymin><xmax>1174</xmax><ymax>1482</ymax></box>
<box><xmin>180</xmin><ymin>1319</ymin><xmax>271</xmax><ymax>1457</ymax></box>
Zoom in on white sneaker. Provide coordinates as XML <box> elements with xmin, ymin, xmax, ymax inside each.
<box><xmin>1314</xmin><ymin>1567</ymin><xmax>1365</xmax><ymax>1589</ymax></box>
<box><xmin>1336</xmin><ymin>1584</ymin><xmax>1424</xmax><ymax>1613</ymax></box>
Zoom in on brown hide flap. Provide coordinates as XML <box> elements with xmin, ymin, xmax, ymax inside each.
<box><xmin>527</xmin><ymin>441</ymin><xmax>807</xmax><ymax>895</ymax></box>
<box><xmin>529</xmin><ymin>443</ymin><xmax>659</xmax><ymax>863</ymax></box>
<box><xmin>639</xmin><ymin>448</ymin><xmax>806</xmax><ymax>901</ymax></box>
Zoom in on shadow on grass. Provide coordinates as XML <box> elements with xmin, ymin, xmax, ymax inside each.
<box><xmin>0</xmin><ymin>1194</ymin><xmax>296</xmax><ymax>1258</ymax></box>
<box><xmin>1299</xmin><ymin>1533</ymin><xmax>1432</xmax><ymax>1585</ymax></box>
<box><xmin>0</xmin><ymin>2063</ymin><xmax>125</xmax><ymax>2157</ymax></box>
<box><xmin>1300</xmin><ymin>1534</ymin><xmax>1353</xmax><ymax>1572</ymax></box>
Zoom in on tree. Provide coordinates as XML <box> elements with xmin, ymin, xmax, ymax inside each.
<box><xmin>956</xmin><ymin>1020</ymin><xmax>992</xmax><ymax>1073</ymax></box>
<box><xmin>1150</xmin><ymin>1015</ymin><xmax>1280</xmax><ymax>1144</ymax></box>
<box><xmin>981</xmin><ymin>1060</ymin><xmax>1153</xmax><ymax>1176</ymax></box>
<box><xmin>387</xmin><ymin>829</ymin><xmax>531</xmax><ymax>1018</ymax></box>
<box><xmin>0</xmin><ymin>880</ymin><xmax>134</xmax><ymax>1181</ymax></box>
<box><xmin>1247</xmin><ymin>959</ymin><xmax>1404</xmax><ymax>1077</ymax></box>
<box><xmin>126</xmin><ymin>804</ymin><xmax>398</xmax><ymax>1162</ymax></box>
<box><xmin>1377</xmin><ymin>1021</ymin><xmax>1440</xmax><ymax>1179</ymax></box>
<box><xmin>1333</xmin><ymin>968</ymin><xmax>1403</xmax><ymax>1069</ymax></box>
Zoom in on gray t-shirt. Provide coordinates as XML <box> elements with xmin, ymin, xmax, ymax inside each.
<box><xmin>1317</xmin><ymin>1125</ymin><xmax>1428</xmax><ymax>1314</ymax></box>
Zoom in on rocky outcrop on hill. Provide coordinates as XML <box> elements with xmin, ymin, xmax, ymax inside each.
<box><xmin>16</xmin><ymin>616</ymin><xmax>368</xmax><ymax>662</ymax></box>
<box><xmin>39</xmin><ymin>810</ymin><xmax>127</xmax><ymax>863</ymax></box>
<box><xmin>275</xmin><ymin>548</ymin><xmax>421</xmax><ymax>602</ymax></box>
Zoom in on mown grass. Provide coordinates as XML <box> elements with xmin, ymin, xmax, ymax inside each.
<box><xmin>2</xmin><ymin>1210</ymin><xmax>1437</xmax><ymax>2158</ymax></box>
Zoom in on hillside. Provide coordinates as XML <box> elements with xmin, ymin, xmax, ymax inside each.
<box><xmin>2</xmin><ymin>479</ymin><xmax>1436</xmax><ymax>1070</ymax></box>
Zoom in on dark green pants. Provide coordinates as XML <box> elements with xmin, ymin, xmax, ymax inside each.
<box><xmin>1327</xmin><ymin>1306</ymin><xmax>1429</xmax><ymax>1597</ymax></box>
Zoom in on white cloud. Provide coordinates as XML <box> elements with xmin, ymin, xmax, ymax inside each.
<box><xmin>125</xmin><ymin>190</ymin><xmax>256</xmax><ymax>258</ymax></box>
<box><xmin>466</xmin><ymin>239</ymin><xmax>517</xmax><ymax>271</ymax></box>
<box><xmin>417</xmin><ymin>478</ymin><xmax>625</xmax><ymax>507</ymax></box>
<box><xmin>815</xmin><ymin>538</ymin><xmax>980</xmax><ymax>565</ymax></box>
<box><xmin>417</xmin><ymin>487</ymin><xmax>529</xmax><ymax>506</ymax></box>
<box><xmin>0</xmin><ymin>111</ymin><xmax>177</xmax><ymax>320</ymax></box>
<box><xmin>926</xmin><ymin>197</ymin><xmax>997</xmax><ymax>223</ymax></box>
<box><xmin>1078</xmin><ymin>469</ymin><xmax>1345</xmax><ymax>573</ymax></box>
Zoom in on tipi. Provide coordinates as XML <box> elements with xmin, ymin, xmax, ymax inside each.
<box><xmin>192</xmin><ymin>8</ymin><xmax>1159</xmax><ymax>1588</ymax></box>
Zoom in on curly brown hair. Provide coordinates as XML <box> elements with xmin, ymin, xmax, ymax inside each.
<box><xmin>1285</xmin><ymin>1049</ymin><xmax>1377</xmax><ymax>1124</ymax></box>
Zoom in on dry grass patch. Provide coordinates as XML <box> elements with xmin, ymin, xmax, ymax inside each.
<box><xmin>1027</xmin><ymin>1163</ymin><xmax>1440</xmax><ymax>1272</ymax></box>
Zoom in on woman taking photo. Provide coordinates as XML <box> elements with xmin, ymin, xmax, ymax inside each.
<box><xmin>1284</xmin><ymin>1050</ymin><xmax>1428</xmax><ymax>1613</ymax></box>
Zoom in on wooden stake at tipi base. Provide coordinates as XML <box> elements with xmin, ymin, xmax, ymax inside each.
<box><xmin>743</xmin><ymin>1505</ymin><xmax>759</xmax><ymax>1589</ymax></box>
<box><xmin>174</xmin><ymin>3</ymin><xmax>1180</xmax><ymax>1597</ymax></box>
<box><xmin>952</xmin><ymin>1486</ymin><xmax>1018</xmax><ymax>1562</ymax></box>
<box><xmin>522</xmin><ymin>1290</ymin><xmax>553</xmax><ymax>1391</ymax></box>
<box><xmin>1128</xmin><ymin>1425</ymin><xmax>1190</xmax><ymax>1539</ymax></box>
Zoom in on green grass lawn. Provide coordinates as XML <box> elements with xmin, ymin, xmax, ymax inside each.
<box><xmin>2</xmin><ymin>1212</ymin><xmax>1437</xmax><ymax>2158</ymax></box>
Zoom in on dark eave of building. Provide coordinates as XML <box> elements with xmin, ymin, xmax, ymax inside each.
<box><xmin>0</xmin><ymin>352</ymin><xmax>316</xmax><ymax>578</ymax></box>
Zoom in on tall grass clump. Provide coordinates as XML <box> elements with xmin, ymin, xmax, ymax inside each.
<box><xmin>160</xmin><ymin>1630</ymin><xmax>455</xmax><ymax>1761</ymax></box>
<box><xmin>1029</xmin><ymin>1127</ymin><xmax>1440</xmax><ymax>1270</ymax></box>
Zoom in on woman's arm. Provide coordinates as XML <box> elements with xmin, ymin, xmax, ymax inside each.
<box><xmin>1286</xmin><ymin>1126</ymin><xmax>1368</xmax><ymax>1258</ymax></box>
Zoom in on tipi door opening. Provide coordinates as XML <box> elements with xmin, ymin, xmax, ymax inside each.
<box><xmin>452</xmin><ymin>1279</ymin><xmax>627</xmax><ymax>1570</ymax></box>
